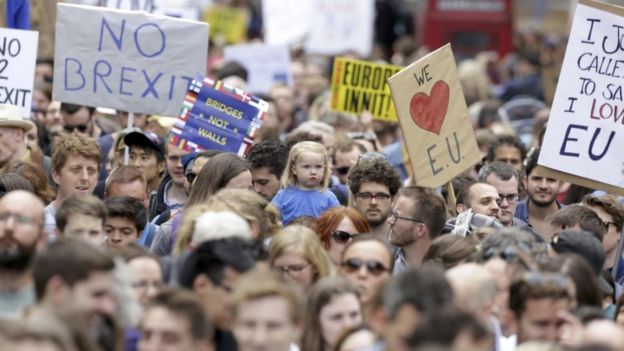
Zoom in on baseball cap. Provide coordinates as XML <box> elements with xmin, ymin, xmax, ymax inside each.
<box><xmin>124</xmin><ymin>131</ymin><xmax>165</xmax><ymax>157</ymax></box>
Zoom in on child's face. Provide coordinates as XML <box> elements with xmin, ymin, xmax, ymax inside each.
<box><xmin>293</xmin><ymin>151</ymin><xmax>325</xmax><ymax>190</ymax></box>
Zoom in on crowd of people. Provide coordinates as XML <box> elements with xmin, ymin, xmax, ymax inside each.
<box><xmin>1</xmin><ymin>2</ymin><xmax>624</xmax><ymax>351</ymax></box>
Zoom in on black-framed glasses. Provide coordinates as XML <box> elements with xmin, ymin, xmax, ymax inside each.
<box><xmin>603</xmin><ymin>221</ymin><xmax>618</xmax><ymax>231</ymax></box>
<box><xmin>274</xmin><ymin>263</ymin><xmax>311</xmax><ymax>277</ymax></box>
<box><xmin>354</xmin><ymin>192</ymin><xmax>391</xmax><ymax>202</ymax></box>
<box><xmin>335</xmin><ymin>166</ymin><xmax>351</xmax><ymax>175</ymax></box>
<box><xmin>331</xmin><ymin>230</ymin><xmax>358</xmax><ymax>244</ymax></box>
<box><xmin>389</xmin><ymin>210</ymin><xmax>422</xmax><ymax>224</ymax></box>
<box><xmin>499</xmin><ymin>193</ymin><xmax>519</xmax><ymax>204</ymax></box>
<box><xmin>341</xmin><ymin>258</ymin><xmax>388</xmax><ymax>276</ymax></box>
<box><xmin>63</xmin><ymin>123</ymin><xmax>89</xmax><ymax>133</ymax></box>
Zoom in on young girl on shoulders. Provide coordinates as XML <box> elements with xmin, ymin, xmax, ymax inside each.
<box><xmin>272</xmin><ymin>141</ymin><xmax>340</xmax><ymax>225</ymax></box>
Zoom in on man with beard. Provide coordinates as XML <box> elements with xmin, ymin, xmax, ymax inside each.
<box><xmin>387</xmin><ymin>187</ymin><xmax>447</xmax><ymax>272</ymax></box>
<box><xmin>515</xmin><ymin>147</ymin><xmax>563</xmax><ymax>238</ymax></box>
<box><xmin>0</xmin><ymin>191</ymin><xmax>46</xmax><ymax>318</ymax></box>
<box><xmin>347</xmin><ymin>154</ymin><xmax>402</xmax><ymax>239</ymax></box>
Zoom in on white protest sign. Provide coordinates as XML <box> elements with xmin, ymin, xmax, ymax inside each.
<box><xmin>224</xmin><ymin>44</ymin><xmax>292</xmax><ymax>94</ymax></box>
<box><xmin>53</xmin><ymin>3</ymin><xmax>209</xmax><ymax>117</ymax></box>
<box><xmin>0</xmin><ymin>28</ymin><xmax>38</xmax><ymax>118</ymax></box>
<box><xmin>538</xmin><ymin>0</ymin><xmax>624</xmax><ymax>194</ymax></box>
<box><xmin>304</xmin><ymin>0</ymin><xmax>375</xmax><ymax>57</ymax></box>
<box><xmin>262</xmin><ymin>0</ymin><xmax>312</xmax><ymax>46</ymax></box>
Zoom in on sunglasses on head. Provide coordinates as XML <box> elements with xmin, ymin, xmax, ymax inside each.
<box><xmin>341</xmin><ymin>258</ymin><xmax>388</xmax><ymax>276</ymax></box>
<box><xmin>63</xmin><ymin>123</ymin><xmax>89</xmax><ymax>133</ymax></box>
<box><xmin>331</xmin><ymin>230</ymin><xmax>357</xmax><ymax>244</ymax></box>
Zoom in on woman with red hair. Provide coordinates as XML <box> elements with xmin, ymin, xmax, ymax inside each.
<box><xmin>316</xmin><ymin>206</ymin><xmax>370</xmax><ymax>265</ymax></box>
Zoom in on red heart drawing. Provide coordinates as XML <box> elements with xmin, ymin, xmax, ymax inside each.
<box><xmin>409</xmin><ymin>80</ymin><xmax>450</xmax><ymax>135</ymax></box>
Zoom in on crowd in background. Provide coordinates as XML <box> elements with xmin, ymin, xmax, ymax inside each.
<box><xmin>1</xmin><ymin>1</ymin><xmax>624</xmax><ymax>351</ymax></box>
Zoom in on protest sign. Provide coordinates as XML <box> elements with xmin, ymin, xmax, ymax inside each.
<box><xmin>388</xmin><ymin>44</ymin><xmax>481</xmax><ymax>188</ymax></box>
<box><xmin>204</xmin><ymin>5</ymin><xmax>248</xmax><ymax>44</ymax></box>
<box><xmin>262</xmin><ymin>0</ymin><xmax>312</xmax><ymax>46</ymax></box>
<box><xmin>304</xmin><ymin>0</ymin><xmax>375</xmax><ymax>57</ymax></box>
<box><xmin>0</xmin><ymin>28</ymin><xmax>38</xmax><ymax>118</ymax></box>
<box><xmin>169</xmin><ymin>77</ymin><xmax>268</xmax><ymax>156</ymax></box>
<box><xmin>53</xmin><ymin>3</ymin><xmax>208</xmax><ymax>117</ymax></box>
<box><xmin>224</xmin><ymin>43</ymin><xmax>292</xmax><ymax>94</ymax></box>
<box><xmin>330</xmin><ymin>57</ymin><xmax>401</xmax><ymax>122</ymax></box>
<box><xmin>538</xmin><ymin>0</ymin><xmax>624</xmax><ymax>195</ymax></box>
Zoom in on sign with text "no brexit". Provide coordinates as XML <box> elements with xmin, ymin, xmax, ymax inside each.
<box><xmin>53</xmin><ymin>3</ymin><xmax>209</xmax><ymax>116</ymax></box>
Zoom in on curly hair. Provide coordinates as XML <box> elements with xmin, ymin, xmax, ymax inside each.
<box><xmin>51</xmin><ymin>132</ymin><xmax>101</xmax><ymax>172</ymax></box>
<box><xmin>583</xmin><ymin>194</ymin><xmax>624</xmax><ymax>232</ymax></box>
<box><xmin>246</xmin><ymin>139</ymin><xmax>289</xmax><ymax>178</ymax></box>
<box><xmin>347</xmin><ymin>157</ymin><xmax>401</xmax><ymax>196</ymax></box>
<box><xmin>485</xmin><ymin>134</ymin><xmax>527</xmax><ymax>164</ymax></box>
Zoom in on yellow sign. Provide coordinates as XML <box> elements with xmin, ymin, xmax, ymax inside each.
<box><xmin>388</xmin><ymin>44</ymin><xmax>481</xmax><ymax>188</ymax></box>
<box><xmin>330</xmin><ymin>57</ymin><xmax>401</xmax><ymax>122</ymax></box>
<box><xmin>204</xmin><ymin>5</ymin><xmax>248</xmax><ymax>44</ymax></box>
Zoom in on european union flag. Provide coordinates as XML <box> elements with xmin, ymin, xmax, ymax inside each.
<box><xmin>6</xmin><ymin>0</ymin><xmax>30</xmax><ymax>30</ymax></box>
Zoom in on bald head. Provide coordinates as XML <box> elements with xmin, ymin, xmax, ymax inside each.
<box><xmin>0</xmin><ymin>190</ymin><xmax>45</xmax><ymax>224</ymax></box>
<box><xmin>459</xmin><ymin>183</ymin><xmax>501</xmax><ymax>218</ymax></box>
<box><xmin>446</xmin><ymin>263</ymin><xmax>497</xmax><ymax>321</ymax></box>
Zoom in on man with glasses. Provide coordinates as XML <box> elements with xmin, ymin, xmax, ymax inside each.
<box><xmin>583</xmin><ymin>194</ymin><xmax>624</xmax><ymax>281</ymax></box>
<box><xmin>479</xmin><ymin>162</ymin><xmax>531</xmax><ymax>230</ymax></box>
<box><xmin>347</xmin><ymin>155</ymin><xmax>402</xmax><ymax>239</ymax></box>
<box><xmin>338</xmin><ymin>235</ymin><xmax>393</xmax><ymax>306</ymax></box>
<box><xmin>387</xmin><ymin>186</ymin><xmax>446</xmax><ymax>273</ymax></box>
<box><xmin>333</xmin><ymin>140</ymin><xmax>365</xmax><ymax>186</ymax></box>
<box><xmin>0</xmin><ymin>191</ymin><xmax>46</xmax><ymax>318</ymax></box>
<box><xmin>60</xmin><ymin>103</ymin><xmax>104</xmax><ymax>138</ymax></box>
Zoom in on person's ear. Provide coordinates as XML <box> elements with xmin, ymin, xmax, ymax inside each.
<box><xmin>192</xmin><ymin>273</ymin><xmax>213</xmax><ymax>297</ymax></box>
<box><xmin>158</xmin><ymin>160</ymin><xmax>165</xmax><ymax>175</ymax></box>
<box><xmin>45</xmin><ymin>275</ymin><xmax>69</xmax><ymax>305</ymax></box>
<box><xmin>456</xmin><ymin>203</ymin><xmax>468</xmax><ymax>214</ymax></box>
<box><xmin>51</xmin><ymin>168</ymin><xmax>61</xmax><ymax>186</ymax></box>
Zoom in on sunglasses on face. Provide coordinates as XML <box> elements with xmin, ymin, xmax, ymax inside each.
<box><xmin>331</xmin><ymin>230</ymin><xmax>357</xmax><ymax>244</ymax></box>
<box><xmin>335</xmin><ymin>166</ymin><xmax>351</xmax><ymax>175</ymax></box>
<box><xmin>341</xmin><ymin>258</ymin><xmax>388</xmax><ymax>276</ymax></box>
<box><xmin>63</xmin><ymin>123</ymin><xmax>89</xmax><ymax>133</ymax></box>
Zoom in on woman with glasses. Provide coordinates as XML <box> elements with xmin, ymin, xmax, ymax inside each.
<box><xmin>301</xmin><ymin>277</ymin><xmax>363</xmax><ymax>351</ymax></box>
<box><xmin>269</xmin><ymin>225</ymin><xmax>333</xmax><ymax>291</ymax></box>
<box><xmin>316</xmin><ymin>206</ymin><xmax>370</xmax><ymax>266</ymax></box>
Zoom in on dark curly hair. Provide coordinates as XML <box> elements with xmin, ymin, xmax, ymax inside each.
<box><xmin>347</xmin><ymin>157</ymin><xmax>401</xmax><ymax>196</ymax></box>
<box><xmin>485</xmin><ymin>134</ymin><xmax>527</xmax><ymax>163</ymax></box>
<box><xmin>246</xmin><ymin>139</ymin><xmax>288</xmax><ymax>178</ymax></box>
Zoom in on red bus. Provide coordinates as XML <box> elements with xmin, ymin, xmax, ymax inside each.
<box><xmin>419</xmin><ymin>0</ymin><xmax>513</xmax><ymax>59</ymax></box>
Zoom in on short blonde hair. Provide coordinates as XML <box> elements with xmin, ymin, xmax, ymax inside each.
<box><xmin>281</xmin><ymin>141</ymin><xmax>330</xmax><ymax>190</ymax></box>
<box><xmin>51</xmin><ymin>133</ymin><xmax>101</xmax><ymax>172</ymax></box>
<box><xmin>269</xmin><ymin>225</ymin><xmax>333</xmax><ymax>282</ymax></box>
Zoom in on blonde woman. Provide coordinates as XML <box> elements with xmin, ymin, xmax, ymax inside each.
<box><xmin>272</xmin><ymin>141</ymin><xmax>339</xmax><ymax>225</ymax></box>
<box><xmin>269</xmin><ymin>225</ymin><xmax>333</xmax><ymax>290</ymax></box>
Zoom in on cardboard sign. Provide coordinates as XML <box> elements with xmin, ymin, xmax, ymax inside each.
<box><xmin>330</xmin><ymin>57</ymin><xmax>401</xmax><ymax>121</ymax></box>
<box><xmin>388</xmin><ymin>44</ymin><xmax>481</xmax><ymax>188</ymax></box>
<box><xmin>262</xmin><ymin>0</ymin><xmax>312</xmax><ymax>46</ymax></box>
<box><xmin>538</xmin><ymin>0</ymin><xmax>624</xmax><ymax>194</ymax></box>
<box><xmin>204</xmin><ymin>5</ymin><xmax>248</xmax><ymax>44</ymax></box>
<box><xmin>224</xmin><ymin>43</ymin><xmax>292</xmax><ymax>94</ymax></box>
<box><xmin>169</xmin><ymin>77</ymin><xmax>268</xmax><ymax>156</ymax></box>
<box><xmin>304</xmin><ymin>0</ymin><xmax>375</xmax><ymax>57</ymax></box>
<box><xmin>53</xmin><ymin>3</ymin><xmax>208</xmax><ymax>117</ymax></box>
<box><xmin>0</xmin><ymin>28</ymin><xmax>38</xmax><ymax>117</ymax></box>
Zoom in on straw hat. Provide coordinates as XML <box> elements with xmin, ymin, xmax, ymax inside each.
<box><xmin>0</xmin><ymin>104</ymin><xmax>34</xmax><ymax>131</ymax></box>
